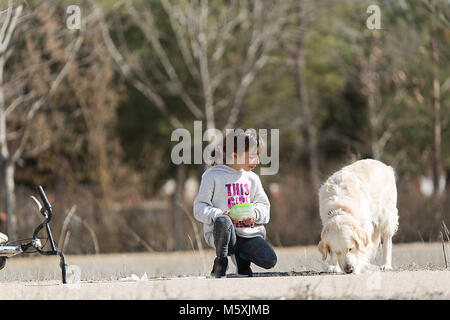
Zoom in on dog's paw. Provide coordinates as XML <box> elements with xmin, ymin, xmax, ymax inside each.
<box><xmin>327</xmin><ymin>265</ymin><xmax>342</xmax><ymax>273</ymax></box>
<box><xmin>380</xmin><ymin>264</ymin><xmax>392</xmax><ymax>271</ymax></box>
<box><xmin>352</xmin><ymin>268</ymin><xmax>361</xmax><ymax>274</ymax></box>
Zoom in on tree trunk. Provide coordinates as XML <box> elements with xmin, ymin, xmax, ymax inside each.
<box><xmin>294</xmin><ymin>0</ymin><xmax>320</xmax><ymax>192</ymax></box>
<box><xmin>432</xmin><ymin>76</ymin><xmax>441</xmax><ymax>195</ymax></box>
<box><xmin>173</xmin><ymin>163</ymin><xmax>185</xmax><ymax>251</ymax></box>
<box><xmin>367</xmin><ymin>45</ymin><xmax>380</xmax><ymax>160</ymax></box>
<box><xmin>0</xmin><ymin>54</ymin><xmax>16</xmax><ymax>239</ymax></box>
<box><xmin>446</xmin><ymin>169</ymin><xmax>450</xmax><ymax>194</ymax></box>
<box><xmin>2</xmin><ymin>160</ymin><xmax>16</xmax><ymax>239</ymax></box>
<box><xmin>430</xmin><ymin>17</ymin><xmax>441</xmax><ymax>196</ymax></box>
<box><xmin>361</xmin><ymin>33</ymin><xmax>383</xmax><ymax>161</ymax></box>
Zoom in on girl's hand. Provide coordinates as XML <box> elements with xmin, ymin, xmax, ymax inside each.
<box><xmin>223</xmin><ymin>209</ymin><xmax>239</xmax><ymax>225</ymax></box>
<box><xmin>242</xmin><ymin>211</ymin><xmax>257</xmax><ymax>226</ymax></box>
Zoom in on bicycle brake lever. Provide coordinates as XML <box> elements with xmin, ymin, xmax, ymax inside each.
<box><xmin>30</xmin><ymin>196</ymin><xmax>48</xmax><ymax>218</ymax></box>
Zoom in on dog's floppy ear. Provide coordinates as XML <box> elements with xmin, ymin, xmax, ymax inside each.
<box><xmin>360</xmin><ymin>228</ymin><xmax>369</xmax><ymax>247</ymax></box>
<box><xmin>318</xmin><ymin>240</ymin><xmax>330</xmax><ymax>260</ymax></box>
<box><xmin>353</xmin><ymin>227</ymin><xmax>369</xmax><ymax>252</ymax></box>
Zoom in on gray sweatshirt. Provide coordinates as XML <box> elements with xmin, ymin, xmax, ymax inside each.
<box><xmin>193</xmin><ymin>164</ymin><xmax>271</xmax><ymax>248</ymax></box>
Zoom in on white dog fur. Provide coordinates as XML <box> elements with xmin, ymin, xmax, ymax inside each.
<box><xmin>318</xmin><ymin>159</ymin><xmax>399</xmax><ymax>274</ymax></box>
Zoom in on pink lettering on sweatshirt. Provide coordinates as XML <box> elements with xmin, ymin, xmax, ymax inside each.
<box><xmin>226</xmin><ymin>182</ymin><xmax>249</xmax><ymax>209</ymax></box>
<box><xmin>223</xmin><ymin>182</ymin><xmax>255</xmax><ymax>228</ymax></box>
<box><xmin>244</xmin><ymin>183</ymin><xmax>249</xmax><ymax>195</ymax></box>
<box><xmin>225</xmin><ymin>184</ymin><xmax>232</xmax><ymax>196</ymax></box>
<box><xmin>234</xmin><ymin>184</ymin><xmax>238</xmax><ymax>195</ymax></box>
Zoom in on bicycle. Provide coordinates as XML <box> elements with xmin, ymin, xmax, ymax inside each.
<box><xmin>0</xmin><ymin>186</ymin><xmax>67</xmax><ymax>284</ymax></box>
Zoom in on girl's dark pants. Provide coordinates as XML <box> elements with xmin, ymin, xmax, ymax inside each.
<box><xmin>213</xmin><ymin>215</ymin><xmax>277</xmax><ymax>269</ymax></box>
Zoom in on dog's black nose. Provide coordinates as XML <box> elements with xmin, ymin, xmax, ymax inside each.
<box><xmin>344</xmin><ymin>266</ymin><xmax>354</xmax><ymax>273</ymax></box>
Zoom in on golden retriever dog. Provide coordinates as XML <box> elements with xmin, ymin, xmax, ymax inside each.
<box><xmin>318</xmin><ymin>159</ymin><xmax>399</xmax><ymax>274</ymax></box>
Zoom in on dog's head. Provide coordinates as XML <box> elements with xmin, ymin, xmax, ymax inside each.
<box><xmin>318</xmin><ymin>215</ymin><xmax>369</xmax><ymax>274</ymax></box>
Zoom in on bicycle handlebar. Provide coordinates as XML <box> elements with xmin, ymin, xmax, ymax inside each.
<box><xmin>16</xmin><ymin>185</ymin><xmax>67</xmax><ymax>284</ymax></box>
<box><xmin>37</xmin><ymin>186</ymin><xmax>52</xmax><ymax>222</ymax></box>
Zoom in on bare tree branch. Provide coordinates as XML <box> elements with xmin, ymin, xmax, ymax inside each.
<box><xmin>127</xmin><ymin>4</ymin><xmax>203</xmax><ymax>119</ymax></box>
<box><xmin>96</xmin><ymin>0</ymin><xmax>286</xmax><ymax>134</ymax></box>
<box><xmin>224</xmin><ymin>1</ymin><xmax>286</xmax><ymax>129</ymax></box>
<box><xmin>12</xmin><ymin>23</ymin><xmax>85</xmax><ymax>163</ymax></box>
<box><xmin>160</xmin><ymin>0</ymin><xmax>200</xmax><ymax>81</ymax></box>
<box><xmin>91</xmin><ymin>0</ymin><xmax>183</xmax><ymax>129</ymax></box>
<box><xmin>4</xmin><ymin>92</ymin><xmax>31</xmax><ymax>117</ymax></box>
<box><xmin>0</xmin><ymin>0</ymin><xmax>14</xmax><ymax>47</ymax></box>
<box><xmin>0</xmin><ymin>3</ymin><xmax>23</xmax><ymax>164</ymax></box>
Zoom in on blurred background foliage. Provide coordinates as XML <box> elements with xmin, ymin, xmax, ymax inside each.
<box><xmin>0</xmin><ymin>0</ymin><xmax>449</xmax><ymax>253</ymax></box>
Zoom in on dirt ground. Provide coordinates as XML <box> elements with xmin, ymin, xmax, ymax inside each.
<box><xmin>0</xmin><ymin>242</ymin><xmax>449</xmax><ymax>299</ymax></box>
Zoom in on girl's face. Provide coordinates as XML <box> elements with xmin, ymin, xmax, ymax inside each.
<box><xmin>233</xmin><ymin>147</ymin><xmax>259</xmax><ymax>171</ymax></box>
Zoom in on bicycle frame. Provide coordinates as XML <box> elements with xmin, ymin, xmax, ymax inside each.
<box><xmin>0</xmin><ymin>245</ymin><xmax>24</xmax><ymax>257</ymax></box>
<box><xmin>0</xmin><ymin>186</ymin><xmax>67</xmax><ymax>283</ymax></box>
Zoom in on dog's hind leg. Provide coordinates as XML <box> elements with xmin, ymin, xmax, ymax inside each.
<box><xmin>380</xmin><ymin>236</ymin><xmax>393</xmax><ymax>270</ymax></box>
<box><xmin>381</xmin><ymin>206</ymin><xmax>399</xmax><ymax>270</ymax></box>
<box><xmin>380</xmin><ymin>212</ymin><xmax>398</xmax><ymax>270</ymax></box>
<box><xmin>371</xmin><ymin>222</ymin><xmax>381</xmax><ymax>261</ymax></box>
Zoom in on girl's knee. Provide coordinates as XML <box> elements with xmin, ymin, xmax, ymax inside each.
<box><xmin>257</xmin><ymin>249</ymin><xmax>277</xmax><ymax>269</ymax></box>
<box><xmin>214</xmin><ymin>215</ymin><xmax>232</xmax><ymax>228</ymax></box>
<box><xmin>213</xmin><ymin>215</ymin><xmax>233</xmax><ymax>237</ymax></box>
<box><xmin>263</xmin><ymin>252</ymin><xmax>277</xmax><ymax>269</ymax></box>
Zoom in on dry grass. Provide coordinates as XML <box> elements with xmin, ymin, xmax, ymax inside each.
<box><xmin>0</xmin><ymin>242</ymin><xmax>447</xmax><ymax>282</ymax></box>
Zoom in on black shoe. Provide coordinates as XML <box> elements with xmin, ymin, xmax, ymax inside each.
<box><xmin>210</xmin><ymin>257</ymin><xmax>228</xmax><ymax>278</ymax></box>
<box><xmin>234</xmin><ymin>252</ymin><xmax>253</xmax><ymax>277</ymax></box>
